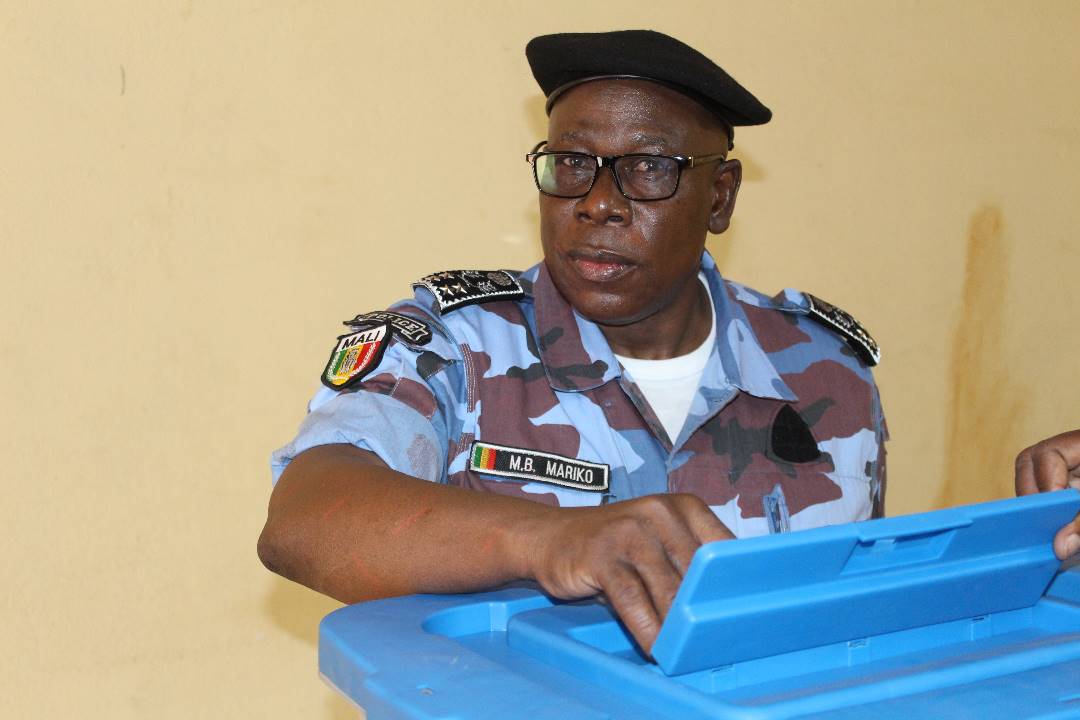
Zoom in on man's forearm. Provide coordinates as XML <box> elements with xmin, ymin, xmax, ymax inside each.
<box><xmin>258</xmin><ymin>442</ymin><xmax>734</xmax><ymax>652</ymax></box>
<box><xmin>257</xmin><ymin>443</ymin><xmax>553</xmax><ymax>603</ymax></box>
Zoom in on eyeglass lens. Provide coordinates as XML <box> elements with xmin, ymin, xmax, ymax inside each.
<box><xmin>534</xmin><ymin>153</ymin><xmax>680</xmax><ymax>200</ymax></box>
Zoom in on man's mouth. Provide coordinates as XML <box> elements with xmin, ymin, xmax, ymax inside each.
<box><xmin>568</xmin><ymin>250</ymin><xmax>635</xmax><ymax>282</ymax></box>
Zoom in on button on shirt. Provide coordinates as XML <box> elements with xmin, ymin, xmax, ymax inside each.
<box><xmin>272</xmin><ymin>252</ymin><xmax>888</xmax><ymax>538</ymax></box>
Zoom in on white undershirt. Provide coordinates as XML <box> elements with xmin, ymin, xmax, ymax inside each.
<box><xmin>614</xmin><ymin>275</ymin><xmax>717</xmax><ymax>443</ymax></box>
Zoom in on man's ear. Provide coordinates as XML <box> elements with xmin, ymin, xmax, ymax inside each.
<box><xmin>708</xmin><ymin>159</ymin><xmax>742</xmax><ymax>234</ymax></box>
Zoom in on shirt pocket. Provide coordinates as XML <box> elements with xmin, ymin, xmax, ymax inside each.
<box><xmin>667</xmin><ymin>452</ymin><xmax>835</xmax><ymax>537</ymax></box>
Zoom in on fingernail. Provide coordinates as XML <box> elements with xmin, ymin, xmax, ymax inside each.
<box><xmin>1063</xmin><ymin>533</ymin><xmax>1080</xmax><ymax>559</ymax></box>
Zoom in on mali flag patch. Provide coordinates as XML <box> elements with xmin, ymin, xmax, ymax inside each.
<box><xmin>321</xmin><ymin>323</ymin><xmax>390</xmax><ymax>390</ymax></box>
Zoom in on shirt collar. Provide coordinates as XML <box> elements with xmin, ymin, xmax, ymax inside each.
<box><xmin>699</xmin><ymin>252</ymin><xmax>796</xmax><ymax>402</ymax></box>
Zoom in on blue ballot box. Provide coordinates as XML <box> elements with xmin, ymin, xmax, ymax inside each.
<box><xmin>320</xmin><ymin>491</ymin><xmax>1080</xmax><ymax>719</ymax></box>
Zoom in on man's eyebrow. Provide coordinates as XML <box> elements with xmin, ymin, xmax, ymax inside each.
<box><xmin>629</xmin><ymin>131</ymin><xmax>670</xmax><ymax>148</ymax></box>
<box><xmin>555</xmin><ymin>130</ymin><xmax>672</xmax><ymax>149</ymax></box>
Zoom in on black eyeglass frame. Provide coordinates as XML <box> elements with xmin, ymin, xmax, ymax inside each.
<box><xmin>525</xmin><ymin>140</ymin><xmax>728</xmax><ymax>202</ymax></box>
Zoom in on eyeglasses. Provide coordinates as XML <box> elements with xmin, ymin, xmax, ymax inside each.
<box><xmin>525</xmin><ymin>141</ymin><xmax>727</xmax><ymax>202</ymax></box>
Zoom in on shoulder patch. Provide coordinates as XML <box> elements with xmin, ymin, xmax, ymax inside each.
<box><xmin>804</xmin><ymin>293</ymin><xmax>881</xmax><ymax>366</ymax></box>
<box><xmin>413</xmin><ymin>269</ymin><xmax>524</xmax><ymax>314</ymax></box>
<box><xmin>345</xmin><ymin>310</ymin><xmax>432</xmax><ymax>346</ymax></box>
<box><xmin>321</xmin><ymin>323</ymin><xmax>390</xmax><ymax>390</ymax></box>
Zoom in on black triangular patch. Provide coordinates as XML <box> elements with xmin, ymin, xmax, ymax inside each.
<box><xmin>771</xmin><ymin>404</ymin><xmax>822</xmax><ymax>463</ymax></box>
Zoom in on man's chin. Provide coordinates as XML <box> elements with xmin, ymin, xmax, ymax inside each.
<box><xmin>570</xmin><ymin>296</ymin><xmax>650</xmax><ymax>328</ymax></box>
<box><xmin>546</xmin><ymin>266</ymin><xmax>647</xmax><ymax>324</ymax></box>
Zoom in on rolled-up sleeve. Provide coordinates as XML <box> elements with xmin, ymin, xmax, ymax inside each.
<box><xmin>270</xmin><ymin>388</ymin><xmax>447</xmax><ymax>484</ymax></box>
<box><xmin>270</xmin><ymin>316</ymin><xmax>463</xmax><ymax>485</ymax></box>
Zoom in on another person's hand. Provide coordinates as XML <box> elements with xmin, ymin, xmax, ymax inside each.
<box><xmin>521</xmin><ymin>493</ymin><xmax>733</xmax><ymax>654</ymax></box>
<box><xmin>1015</xmin><ymin>429</ymin><xmax>1080</xmax><ymax>559</ymax></box>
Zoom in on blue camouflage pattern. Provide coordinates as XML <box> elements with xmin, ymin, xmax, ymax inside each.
<box><xmin>271</xmin><ymin>251</ymin><xmax>888</xmax><ymax>538</ymax></box>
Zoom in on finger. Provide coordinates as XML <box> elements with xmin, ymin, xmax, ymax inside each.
<box><xmin>1032</xmin><ymin>447</ymin><xmax>1070</xmax><ymax>492</ymax></box>
<box><xmin>644</xmin><ymin>506</ymin><xmax>702</xmax><ymax>576</ymax></box>
<box><xmin>1053</xmin><ymin>512</ymin><xmax>1080</xmax><ymax>561</ymax></box>
<box><xmin>675</xmin><ymin>494</ymin><xmax>736</xmax><ymax>545</ymax></box>
<box><xmin>627</xmin><ymin>535</ymin><xmax>684</xmax><ymax>622</ymax></box>
<box><xmin>1046</xmin><ymin>429</ymin><xmax>1080</xmax><ymax>469</ymax></box>
<box><xmin>598</xmin><ymin>563</ymin><xmax>662</xmax><ymax>655</ymax></box>
<box><xmin>1015</xmin><ymin>450</ymin><xmax>1039</xmax><ymax>496</ymax></box>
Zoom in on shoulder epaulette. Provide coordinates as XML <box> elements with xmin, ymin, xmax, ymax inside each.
<box><xmin>413</xmin><ymin>269</ymin><xmax>524</xmax><ymax>314</ymax></box>
<box><xmin>803</xmin><ymin>293</ymin><xmax>881</xmax><ymax>366</ymax></box>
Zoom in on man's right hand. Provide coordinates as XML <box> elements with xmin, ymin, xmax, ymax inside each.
<box><xmin>260</xmin><ymin>446</ymin><xmax>733</xmax><ymax>657</ymax></box>
<box><xmin>517</xmin><ymin>494</ymin><xmax>734</xmax><ymax>654</ymax></box>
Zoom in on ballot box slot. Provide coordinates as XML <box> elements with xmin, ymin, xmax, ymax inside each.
<box><xmin>840</xmin><ymin>527</ymin><xmax>958</xmax><ymax>574</ymax></box>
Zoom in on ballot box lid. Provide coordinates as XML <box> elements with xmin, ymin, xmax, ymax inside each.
<box><xmin>651</xmin><ymin>489</ymin><xmax>1079</xmax><ymax>674</ymax></box>
<box><xmin>320</xmin><ymin>491</ymin><xmax>1080</xmax><ymax>720</ymax></box>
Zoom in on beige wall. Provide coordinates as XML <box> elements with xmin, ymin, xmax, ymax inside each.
<box><xmin>3</xmin><ymin>1</ymin><xmax>1078</xmax><ymax>717</ymax></box>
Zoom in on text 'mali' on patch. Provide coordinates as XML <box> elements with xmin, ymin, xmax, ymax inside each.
<box><xmin>469</xmin><ymin>441</ymin><xmax>609</xmax><ymax>492</ymax></box>
<box><xmin>322</xmin><ymin>323</ymin><xmax>390</xmax><ymax>390</ymax></box>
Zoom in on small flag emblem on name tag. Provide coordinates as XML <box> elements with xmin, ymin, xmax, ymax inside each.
<box><xmin>473</xmin><ymin>444</ymin><xmax>499</xmax><ymax>470</ymax></box>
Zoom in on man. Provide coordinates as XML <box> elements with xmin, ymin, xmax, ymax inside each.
<box><xmin>258</xmin><ymin>30</ymin><xmax>1067</xmax><ymax>654</ymax></box>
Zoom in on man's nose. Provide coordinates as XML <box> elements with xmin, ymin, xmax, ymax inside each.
<box><xmin>575</xmin><ymin>166</ymin><xmax>631</xmax><ymax>225</ymax></box>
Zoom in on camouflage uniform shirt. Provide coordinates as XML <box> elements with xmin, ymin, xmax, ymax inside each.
<box><xmin>272</xmin><ymin>252</ymin><xmax>887</xmax><ymax>538</ymax></box>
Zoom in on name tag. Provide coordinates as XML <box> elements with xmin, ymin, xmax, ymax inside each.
<box><xmin>469</xmin><ymin>441</ymin><xmax>610</xmax><ymax>492</ymax></box>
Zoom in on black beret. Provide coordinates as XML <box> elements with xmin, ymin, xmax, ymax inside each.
<box><xmin>526</xmin><ymin>30</ymin><xmax>771</xmax><ymax>139</ymax></box>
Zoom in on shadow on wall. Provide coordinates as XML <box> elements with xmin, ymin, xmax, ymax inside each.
<box><xmin>326</xmin><ymin>695</ymin><xmax>360</xmax><ymax>720</ymax></box>
<box><xmin>706</xmin><ymin>146</ymin><xmax>765</xmax><ymax>268</ymax></box>
<box><xmin>939</xmin><ymin>205</ymin><xmax>1027</xmax><ymax>508</ymax></box>
<box><xmin>263</xmin><ymin>579</ymin><xmax>360</xmax><ymax>717</ymax></box>
<box><xmin>518</xmin><ymin>93</ymin><xmax>547</xmax><ymax>257</ymax></box>
<box><xmin>263</xmin><ymin>576</ymin><xmax>342</xmax><ymax>645</ymax></box>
